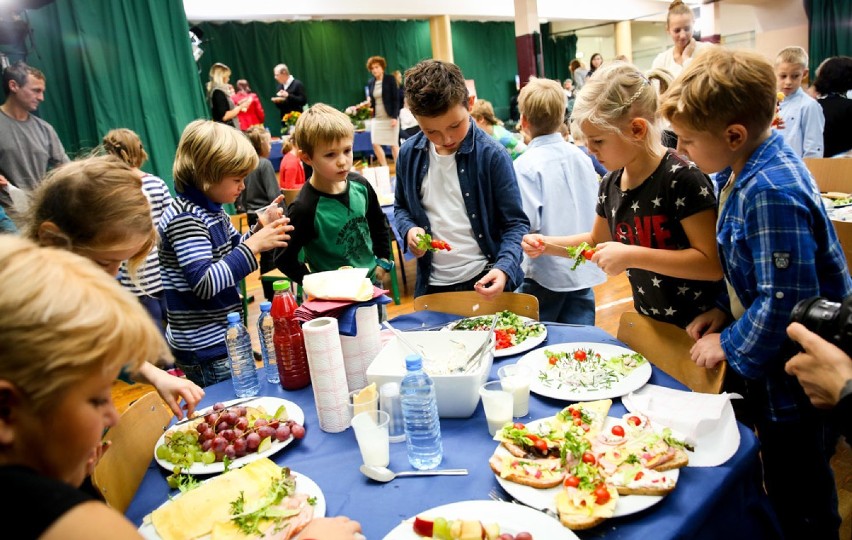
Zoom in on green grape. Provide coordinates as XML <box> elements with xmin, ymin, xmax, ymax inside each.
<box><xmin>155</xmin><ymin>444</ymin><xmax>170</xmax><ymax>460</ymax></box>
<box><xmin>166</xmin><ymin>475</ymin><xmax>179</xmax><ymax>489</ymax></box>
<box><xmin>433</xmin><ymin>518</ymin><xmax>452</xmax><ymax>540</ymax></box>
<box><xmin>201</xmin><ymin>451</ymin><xmax>216</xmax><ymax>465</ymax></box>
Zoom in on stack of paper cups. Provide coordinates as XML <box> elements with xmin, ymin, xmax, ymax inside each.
<box><xmin>339</xmin><ymin>304</ymin><xmax>382</xmax><ymax>391</ymax></box>
<box><xmin>302</xmin><ymin>317</ymin><xmax>350</xmax><ymax>433</ymax></box>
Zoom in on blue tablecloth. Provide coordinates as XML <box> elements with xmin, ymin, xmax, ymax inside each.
<box><xmin>269</xmin><ymin>139</ymin><xmax>283</xmax><ymax>173</ymax></box>
<box><xmin>127</xmin><ymin>313</ymin><xmax>778</xmax><ymax>539</ymax></box>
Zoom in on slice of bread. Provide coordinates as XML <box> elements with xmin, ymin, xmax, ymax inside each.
<box><xmin>559</xmin><ymin>512</ymin><xmax>607</xmax><ymax>530</ymax></box>
<box><xmin>488</xmin><ymin>454</ymin><xmax>565</xmax><ymax>489</ymax></box>
<box><xmin>652</xmin><ymin>447</ymin><xmax>689</xmax><ymax>472</ymax></box>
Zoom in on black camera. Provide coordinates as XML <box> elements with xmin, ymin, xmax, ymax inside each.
<box><xmin>790</xmin><ymin>296</ymin><xmax>852</xmax><ymax>353</ymax></box>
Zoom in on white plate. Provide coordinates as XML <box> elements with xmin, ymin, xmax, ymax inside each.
<box><xmin>493</xmin><ymin>417</ymin><xmax>679</xmax><ymax>519</ymax></box>
<box><xmin>518</xmin><ymin>342</ymin><xmax>652</xmax><ymax>401</ymax></box>
<box><xmin>446</xmin><ymin>316</ymin><xmax>547</xmax><ymax>358</ymax></box>
<box><xmin>382</xmin><ymin>500</ymin><xmax>578</xmax><ymax>539</ymax></box>
<box><xmin>154</xmin><ymin>397</ymin><xmax>305</xmax><ymax>475</ymax></box>
<box><xmin>139</xmin><ymin>469</ymin><xmax>325</xmax><ymax>539</ymax></box>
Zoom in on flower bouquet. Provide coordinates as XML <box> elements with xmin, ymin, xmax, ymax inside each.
<box><xmin>281</xmin><ymin>111</ymin><xmax>301</xmax><ymax>135</ymax></box>
<box><xmin>345</xmin><ymin>100</ymin><xmax>372</xmax><ymax>130</ymax></box>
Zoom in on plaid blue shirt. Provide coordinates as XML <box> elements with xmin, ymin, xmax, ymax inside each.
<box><xmin>716</xmin><ymin>131</ymin><xmax>852</xmax><ymax>421</ymax></box>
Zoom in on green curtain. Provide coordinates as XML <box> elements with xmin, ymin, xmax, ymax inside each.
<box><xmin>805</xmin><ymin>0</ymin><xmax>852</xmax><ymax>74</ymax></box>
<box><xmin>197</xmin><ymin>20</ymin><xmax>433</xmax><ymax>134</ymax></box>
<box><xmin>450</xmin><ymin>21</ymin><xmax>517</xmax><ymax>121</ymax></box>
<box><xmin>197</xmin><ymin>20</ymin><xmax>520</xmax><ymax>126</ymax></box>
<box><xmin>541</xmin><ymin>24</ymin><xmax>577</xmax><ymax>84</ymax></box>
<box><xmin>20</xmin><ymin>0</ymin><xmax>208</xmax><ymax>190</ymax></box>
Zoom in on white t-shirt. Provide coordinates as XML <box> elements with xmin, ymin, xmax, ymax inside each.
<box><xmin>651</xmin><ymin>40</ymin><xmax>713</xmax><ymax>78</ymax></box>
<box><xmin>420</xmin><ymin>142</ymin><xmax>488</xmax><ymax>285</ymax></box>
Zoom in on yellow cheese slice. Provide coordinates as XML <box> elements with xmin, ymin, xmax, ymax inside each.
<box><xmin>151</xmin><ymin>458</ymin><xmax>282</xmax><ymax>540</ymax></box>
<box><xmin>352</xmin><ymin>382</ymin><xmax>378</xmax><ymax>417</ymax></box>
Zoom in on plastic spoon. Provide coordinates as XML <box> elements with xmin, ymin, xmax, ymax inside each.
<box><xmin>382</xmin><ymin>321</ymin><xmax>431</xmax><ymax>362</ymax></box>
<box><xmin>359</xmin><ymin>464</ymin><xmax>468</xmax><ymax>483</ymax></box>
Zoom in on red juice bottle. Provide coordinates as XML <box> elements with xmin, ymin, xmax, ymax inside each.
<box><xmin>271</xmin><ymin>279</ymin><xmax>310</xmax><ymax>390</ymax></box>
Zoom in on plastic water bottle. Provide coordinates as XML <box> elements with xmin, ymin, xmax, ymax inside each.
<box><xmin>400</xmin><ymin>354</ymin><xmax>443</xmax><ymax>470</ymax></box>
<box><xmin>225</xmin><ymin>312</ymin><xmax>260</xmax><ymax>398</ymax></box>
<box><xmin>257</xmin><ymin>302</ymin><xmax>279</xmax><ymax>384</ymax></box>
<box><xmin>271</xmin><ymin>280</ymin><xmax>310</xmax><ymax>390</ymax></box>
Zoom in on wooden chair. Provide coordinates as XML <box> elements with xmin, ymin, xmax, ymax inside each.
<box><xmin>832</xmin><ymin>218</ymin><xmax>852</xmax><ymax>269</ymax></box>
<box><xmin>413</xmin><ymin>291</ymin><xmax>540</xmax><ymax>320</ymax></box>
<box><xmin>92</xmin><ymin>392</ymin><xmax>172</xmax><ymax>512</ymax></box>
<box><xmin>617</xmin><ymin>312</ymin><xmax>726</xmax><ymax>394</ymax></box>
<box><xmin>282</xmin><ymin>187</ymin><xmax>302</xmax><ymax>207</ymax></box>
<box><xmin>804</xmin><ymin>157</ymin><xmax>852</xmax><ymax>193</ymax></box>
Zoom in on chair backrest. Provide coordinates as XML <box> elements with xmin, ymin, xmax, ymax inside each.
<box><xmin>413</xmin><ymin>291</ymin><xmax>540</xmax><ymax>320</ymax></box>
<box><xmin>283</xmin><ymin>187</ymin><xmax>302</xmax><ymax>207</ymax></box>
<box><xmin>832</xmin><ymin>218</ymin><xmax>852</xmax><ymax>269</ymax></box>
<box><xmin>616</xmin><ymin>312</ymin><xmax>726</xmax><ymax>394</ymax></box>
<box><xmin>804</xmin><ymin>157</ymin><xmax>852</xmax><ymax>193</ymax></box>
<box><xmin>92</xmin><ymin>392</ymin><xmax>172</xmax><ymax>512</ymax></box>
<box><xmin>229</xmin><ymin>213</ymin><xmax>248</xmax><ymax>233</ymax></box>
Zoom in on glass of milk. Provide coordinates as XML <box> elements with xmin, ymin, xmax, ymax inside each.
<box><xmin>351</xmin><ymin>410</ymin><xmax>390</xmax><ymax>467</ymax></box>
<box><xmin>479</xmin><ymin>381</ymin><xmax>513</xmax><ymax>436</ymax></box>
<box><xmin>498</xmin><ymin>364</ymin><xmax>533</xmax><ymax>418</ymax></box>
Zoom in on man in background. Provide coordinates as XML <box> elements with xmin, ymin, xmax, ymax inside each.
<box><xmin>0</xmin><ymin>61</ymin><xmax>68</xmax><ymax>223</ymax></box>
<box><xmin>272</xmin><ymin>63</ymin><xmax>307</xmax><ymax>127</ymax></box>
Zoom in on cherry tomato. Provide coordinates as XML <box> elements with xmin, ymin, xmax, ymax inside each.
<box><xmin>570</xmin><ymin>408</ymin><xmax>581</xmax><ymax>418</ymax></box>
<box><xmin>513</xmin><ymin>422</ymin><xmax>526</xmax><ymax>430</ymax></box>
<box><xmin>594</xmin><ymin>485</ymin><xmax>611</xmax><ymax>505</ymax></box>
<box><xmin>573</xmin><ymin>418</ymin><xmax>583</xmax><ymax>426</ymax></box>
<box><xmin>611</xmin><ymin>425</ymin><xmax>625</xmax><ymax>437</ymax></box>
<box><xmin>548</xmin><ymin>356</ymin><xmax>559</xmax><ymax>365</ymax></box>
<box><xmin>534</xmin><ymin>439</ymin><xmax>548</xmax><ymax>453</ymax></box>
<box><xmin>564</xmin><ymin>475</ymin><xmax>580</xmax><ymax>488</ymax></box>
<box><xmin>430</xmin><ymin>241</ymin><xmax>440</xmax><ymax>248</ymax></box>
<box><xmin>582</xmin><ymin>249</ymin><xmax>595</xmax><ymax>260</ymax></box>
<box><xmin>627</xmin><ymin>416</ymin><xmax>642</xmax><ymax>427</ymax></box>
<box><xmin>573</xmin><ymin>350</ymin><xmax>587</xmax><ymax>361</ymax></box>
<box><xmin>527</xmin><ymin>434</ymin><xmax>540</xmax><ymax>443</ymax></box>
<box><xmin>582</xmin><ymin>452</ymin><xmax>596</xmax><ymax>465</ymax></box>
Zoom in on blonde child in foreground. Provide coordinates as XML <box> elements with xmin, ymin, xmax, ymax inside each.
<box><xmin>660</xmin><ymin>47</ymin><xmax>852</xmax><ymax>540</ymax></box>
<box><xmin>522</xmin><ymin>61</ymin><xmax>722</xmax><ymax>329</ymax></box>
<box><xmin>0</xmin><ymin>236</ymin><xmax>364</xmax><ymax>540</ymax></box>
<box><xmin>775</xmin><ymin>46</ymin><xmax>824</xmax><ymax>158</ymax></box>
<box><xmin>275</xmin><ymin>103</ymin><xmax>390</xmax><ymax>284</ymax></box>
<box><xmin>158</xmin><ymin>120</ymin><xmax>293</xmax><ymax>388</ymax></box>
<box><xmin>26</xmin><ymin>155</ymin><xmax>203</xmax><ymax>420</ymax></box>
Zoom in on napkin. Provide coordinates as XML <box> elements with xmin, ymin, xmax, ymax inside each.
<box><xmin>622</xmin><ymin>384</ymin><xmax>742</xmax><ymax>467</ymax></box>
<box><xmin>303</xmin><ymin>268</ymin><xmax>374</xmax><ymax>301</ymax></box>
<box><xmin>339</xmin><ymin>304</ymin><xmax>382</xmax><ymax>391</ymax></box>
<box><xmin>294</xmin><ymin>287</ymin><xmax>390</xmax><ymax>336</ymax></box>
<box><xmin>302</xmin><ymin>317</ymin><xmax>351</xmax><ymax>433</ymax></box>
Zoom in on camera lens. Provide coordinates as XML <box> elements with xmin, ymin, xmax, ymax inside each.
<box><xmin>790</xmin><ymin>296</ymin><xmax>852</xmax><ymax>353</ymax></box>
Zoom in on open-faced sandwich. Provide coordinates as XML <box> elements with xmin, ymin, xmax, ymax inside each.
<box><xmin>555</xmin><ymin>462</ymin><xmax>618</xmax><ymax>530</ymax></box>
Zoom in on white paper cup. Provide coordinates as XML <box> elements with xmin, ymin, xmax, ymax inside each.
<box><xmin>351</xmin><ymin>410</ymin><xmax>390</xmax><ymax>467</ymax></box>
<box><xmin>498</xmin><ymin>364</ymin><xmax>533</xmax><ymax>417</ymax></box>
<box><xmin>479</xmin><ymin>381</ymin><xmax>513</xmax><ymax>436</ymax></box>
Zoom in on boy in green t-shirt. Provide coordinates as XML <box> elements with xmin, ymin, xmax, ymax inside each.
<box><xmin>274</xmin><ymin>103</ymin><xmax>390</xmax><ymax>284</ymax></box>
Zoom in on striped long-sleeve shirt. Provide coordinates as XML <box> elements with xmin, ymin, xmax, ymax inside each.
<box><xmin>118</xmin><ymin>173</ymin><xmax>173</xmax><ymax>296</ymax></box>
<box><xmin>158</xmin><ymin>185</ymin><xmax>257</xmax><ymax>361</ymax></box>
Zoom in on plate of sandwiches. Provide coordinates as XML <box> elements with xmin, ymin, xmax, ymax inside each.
<box><xmin>139</xmin><ymin>458</ymin><xmax>325</xmax><ymax>540</ymax></box>
<box><xmin>822</xmin><ymin>192</ymin><xmax>852</xmax><ymax>209</ymax></box>
<box><xmin>489</xmin><ymin>399</ymin><xmax>690</xmax><ymax>531</ymax></box>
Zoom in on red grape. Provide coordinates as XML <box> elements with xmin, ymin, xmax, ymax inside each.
<box><xmin>246</xmin><ymin>432</ymin><xmax>261</xmax><ymax>450</ymax></box>
<box><xmin>212</xmin><ymin>436</ymin><xmax>227</xmax><ymax>453</ymax></box>
<box><xmin>212</xmin><ymin>402</ymin><xmax>225</xmax><ymax>411</ymax></box>
<box><xmin>275</xmin><ymin>425</ymin><xmax>291</xmax><ymax>441</ymax></box>
<box><xmin>254</xmin><ymin>418</ymin><xmax>269</xmax><ymax>428</ymax></box>
<box><xmin>200</xmin><ymin>430</ymin><xmax>215</xmax><ymax>442</ymax></box>
<box><xmin>204</xmin><ymin>413</ymin><xmax>217</xmax><ymax>425</ymax></box>
<box><xmin>201</xmin><ymin>439</ymin><xmax>213</xmax><ymax>452</ymax></box>
<box><xmin>223</xmin><ymin>444</ymin><xmax>236</xmax><ymax>459</ymax></box>
<box><xmin>236</xmin><ymin>407</ymin><xmax>247</xmax><ymax>417</ymax></box>
<box><xmin>216</xmin><ymin>421</ymin><xmax>229</xmax><ymax>433</ymax></box>
<box><xmin>235</xmin><ymin>417</ymin><xmax>248</xmax><ymax>431</ymax></box>
<box><xmin>233</xmin><ymin>437</ymin><xmax>247</xmax><ymax>453</ymax></box>
<box><xmin>257</xmin><ymin>426</ymin><xmax>275</xmax><ymax>440</ymax></box>
<box><xmin>291</xmin><ymin>424</ymin><xmax>306</xmax><ymax>439</ymax></box>
<box><xmin>515</xmin><ymin>533</ymin><xmax>533</xmax><ymax>540</ymax></box>
<box><xmin>220</xmin><ymin>429</ymin><xmax>235</xmax><ymax>442</ymax></box>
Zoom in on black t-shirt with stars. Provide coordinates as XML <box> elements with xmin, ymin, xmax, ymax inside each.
<box><xmin>595</xmin><ymin>151</ymin><xmax>723</xmax><ymax>328</ymax></box>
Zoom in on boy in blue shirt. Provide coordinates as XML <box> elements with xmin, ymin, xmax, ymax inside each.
<box><xmin>661</xmin><ymin>47</ymin><xmax>852</xmax><ymax>540</ymax></box>
<box><xmin>776</xmin><ymin>46</ymin><xmax>824</xmax><ymax>158</ymax></box>
<box><xmin>395</xmin><ymin>60</ymin><xmax>529</xmax><ymax>299</ymax></box>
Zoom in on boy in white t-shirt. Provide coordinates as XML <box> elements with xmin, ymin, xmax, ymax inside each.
<box><xmin>394</xmin><ymin>60</ymin><xmax>529</xmax><ymax>299</ymax></box>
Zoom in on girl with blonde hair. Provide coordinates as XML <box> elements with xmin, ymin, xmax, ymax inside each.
<box><xmin>26</xmin><ymin>155</ymin><xmax>204</xmax><ymax>418</ymax></box>
<box><xmin>471</xmin><ymin>99</ymin><xmax>526</xmax><ymax>159</ymax></box>
<box><xmin>522</xmin><ymin>61</ymin><xmax>723</xmax><ymax>328</ymax></box>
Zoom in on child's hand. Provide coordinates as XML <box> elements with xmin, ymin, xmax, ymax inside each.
<box><xmin>589</xmin><ymin>242</ymin><xmax>634</xmax><ymax>275</ymax></box>
<box><xmin>257</xmin><ymin>195</ymin><xmax>285</xmax><ymax>226</ymax></box>
<box><xmin>245</xmin><ymin>216</ymin><xmax>292</xmax><ymax>254</ymax></box>
<box><xmin>522</xmin><ymin>234</ymin><xmax>547</xmax><ymax>258</ymax></box>
<box><xmin>685</xmin><ymin>308</ymin><xmax>729</xmax><ymax>341</ymax></box>
<box><xmin>473</xmin><ymin>268</ymin><xmax>507</xmax><ymax>300</ymax></box>
<box><xmin>294</xmin><ymin>516</ymin><xmax>363</xmax><ymax>540</ymax></box>
<box><xmin>406</xmin><ymin>227</ymin><xmax>428</xmax><ymax>258</ymax></box>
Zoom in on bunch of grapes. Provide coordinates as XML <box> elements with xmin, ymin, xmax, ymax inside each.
<box><xmin>157</xmin><ymin>402</ymin><xmax>306</xmax><ymax>467</ymax></box>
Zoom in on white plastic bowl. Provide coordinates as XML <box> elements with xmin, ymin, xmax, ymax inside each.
<box><xmin>366</xmin><ymin>331</ymin><xmax>494</xmax><ymax>418</ymax></box>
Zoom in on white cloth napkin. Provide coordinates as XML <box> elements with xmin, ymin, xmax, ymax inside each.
<box><xmin>302</xmin><ymin>268</ymin><xmax>373</xmax><ymax>302</ymax></box>
<box><xmin>622</xmin><ymin>384</ymin><xmax>742</xmax><ymax>467</ymax></box>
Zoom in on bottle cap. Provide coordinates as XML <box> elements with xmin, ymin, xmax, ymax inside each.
<box><xmin>227</xmin><ymin>312</ymin><xmax>242</xmax><ymax>323</ymax></box>
<box><xmin>405</xmin><ymin>354</ymin><xmax>422</xmax><ymax>371</ymax></box>
<box><xmin>273</xmin><ymin>279</ymin><xmax>291</xmax><ymax>291</ymax></box>
<box><xmin>259</xmin><ymin>301</ymin><xmax>271</xmax><ymax>312</ymax></box>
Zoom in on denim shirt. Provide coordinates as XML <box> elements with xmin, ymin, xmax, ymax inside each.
<box><xmin>394</xmin><ymin>118</ymin><xmax>530</xmax><ymax>296</ymax></box>
<box><xmin>715</xmin><ymin>131</ymin><xmax>852</xmax><ymax>421</ymax></box>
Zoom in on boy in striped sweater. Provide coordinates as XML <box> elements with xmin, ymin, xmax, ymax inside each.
<box><xmin>159</xmin><ymin>120</ymin><xmax>293</xmax><ymax>387</ymax></box>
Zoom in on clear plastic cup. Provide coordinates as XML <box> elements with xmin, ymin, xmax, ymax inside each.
<box><xmin>498</xmin><ymin>364</ymin><xmax>533</xmax><ymax>417</ymax></box>
<box><xmin>257</xmin><ymin>201</ymin><xmax>284</xmax><ymax>226</ymax></box>
<box><xmin>351</xmin><ymin>410</ymin><xmax>390</xmax><ymax>467</ymax></box>
<box><xmin>479</xmin><ymin>380</ymin><xmax>513</xmax><ymax>436</ymax></box>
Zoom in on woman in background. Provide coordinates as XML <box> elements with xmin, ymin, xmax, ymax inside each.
<box><xmin>570</xmin><ymin>59</ymin><xmax>589</xmax><ymax>89</ymax></box>
<box><xmin>207</xmin><ymin>62</ymin><xmax>250</xmax><ymax>129</ymax></box>
<box><xmin>366</xmin><ymin>55</ymin><xmax>400</xmax><ymax>166</ymax></box>
<box><xmin>651</xmin><ymin>0</ymin><xmax>712</xmax><ymax>77</ymax></box>
<box><xmin>231</xmin><ymin>79</ymin><xmax>265</xmax><ymax>131</ymax></box>
<box><xmin>471</xmin><ymin>99</ymin><xmax>527</xmax><ymax>160</ymax></box>
<box><xmin>586</xmin><ymin>53</ymin><xmax>603</xmax><ymax>79</ymax></box>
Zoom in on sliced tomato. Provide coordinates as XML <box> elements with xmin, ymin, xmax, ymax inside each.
<box><xmin>634</xmin><ymin>471</ymin><xmax>644</xmax><ymax>481</ymax></box>
<box><xmin>611</xmin><ymin>425</ymin><xmax>625</xmax><ymax>437</ymax></box>
<box><xmin>627</xmin><ymin>416</ymin><xmax>642</xmax><ymax>427</ymax></box>
<box><xmin>581</xmin><ymin>452</ymin><xmax>596</xmax><ymax>465</ymax></box>
<box><xmin>534</xmin><ymin>439</ymin><xmax>548</xmax><ymax>453</ymax></box>
<box><xmin>570</xmin><ymin>408</ymin><xmax>581</xmax><ymax>418</ymax></box>
<box><xmin>563</xmin><ymin>475</ymin><xmax>580</xmax><ymax>488</ymax></box>
<box><xmin>573</xmin><ymin>350</ymin><xmax>587</xmax><ymax>361</ymax></box>
<box><xmin>594</xmin><ymin>485</ymin><xmax>611</xmax><ymax>505</ymax></box>
<box><xmin>513</xmin><ymin>422</ymin><xmax>526</xmax><ymax>430</ymax></box>
<box><xmin>548</xmin><ymin>356</ymin><xmax>559</xmax><ymax>366</ymax></box>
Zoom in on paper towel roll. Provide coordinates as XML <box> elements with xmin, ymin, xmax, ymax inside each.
<box><xmin>339</xmin><ymin>304</ymin><xmax>382</xmax><ymax>391</ymax></box>
<box><xmin>302</xmin><ymin>317</ymin><xmax>351</xmax><ymax>433</ymax></box>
